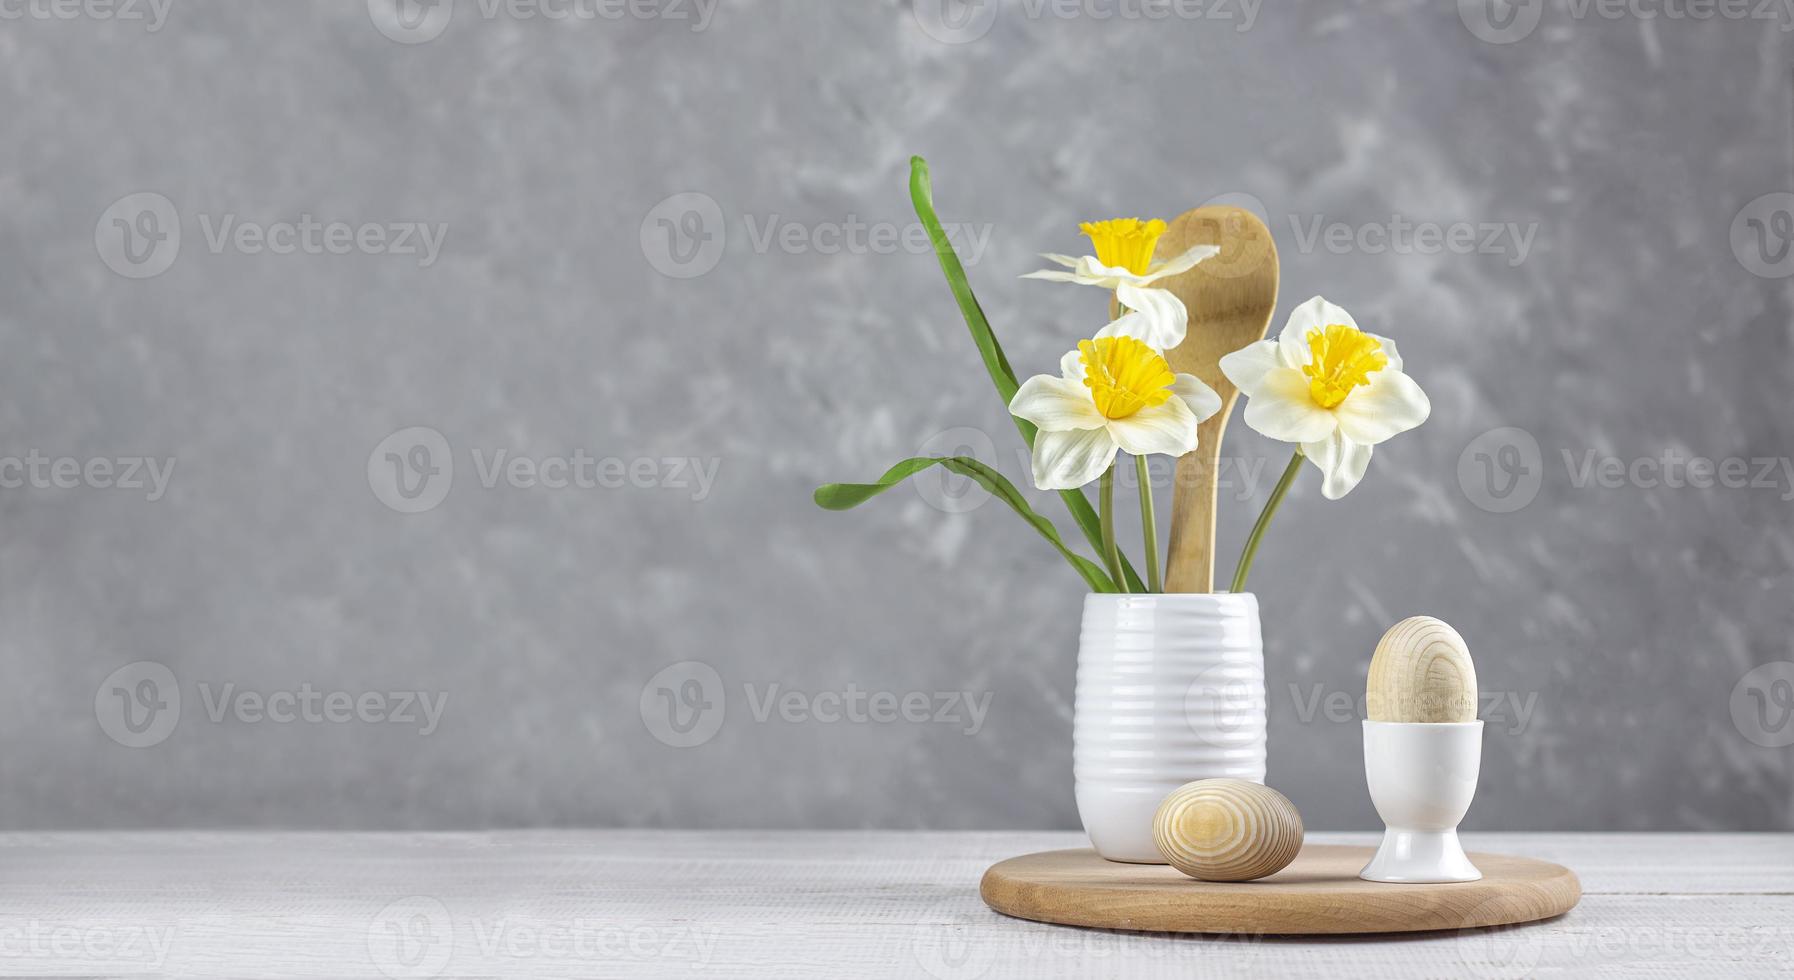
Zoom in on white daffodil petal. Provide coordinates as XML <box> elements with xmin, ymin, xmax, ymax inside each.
<box><xmin>1218</xmin><ymin>340</ymin><xmax>1285</xmax><ymax>394</ymax></box>
<box><xmin>1060</xmin><ymin>348</ymin><xmax>1086</xmax><ymax>383</ymax></box>
<box><xmin>1040</xmin><ymin>253</ymin><xmax>1081</xmax><ymax>269</ymax></box>
<box><xmin>1241</xmin><ymin>368</ymin><xmax>1337</xmax><ymax>443</ymax></box>
<box><xmin>1094</xmin><ymin>311</ymin><xmax>1150</xmax><ymax>343</ymax></box>
<box><xmin>1116</xmin><ymin>282</ymin><xmax>1187</xmax><ymax>350</ymax></box>
<box><xmin>1334</xmin><ymin>369</ymin><xmax>1431</xmax><ymax>446</ymax></box>
<box><xmin>1369</xmin><ymin>332</ymin><xmax>1403</xmax><ymax>372</ymax></box>
<box><xmin>1302</xmin><ymin>432</ymin><xmax>1374</xmax><ymax>500</ymax></box>
<box><xmin>1143</xmin><ymin>243</ymin><xmax>1220</xmax><ymax>282</ymax></box>
<box><xmin>1172</xmin><ymin>373</ymin><xmax>1222</xmax><ymax>422</ymax></box>
<box><xmin>1107</xmin><ymin>396</ymin><xmax>1199</xmax><ymax>458</ymax></box>
<box><xmin>1010</xmin><ymin>375</ymin><xmax>1106</xmax><ymax>432</ymax></box>
<box><xmin>1032</xmin><ymin>426</ymin><xmax>1120</xmax><ymax>491</ymax></box>
<box><xmin>1278</xmin><ymin>296</ymin><xmax>1360</xmax><ymax>366</ymax></box>
<box><xmin>1077</xmin><ymin>256</ymin><xmax>1133</xmax><ymax>281</ymax></box>
<box><xmin>1021</xmin><ymin>269</ymin><xmax>1084</xmax><ymax>283</ymax></box>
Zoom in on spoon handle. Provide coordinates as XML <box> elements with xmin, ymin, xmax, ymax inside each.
<box><xmin>1164</xmin><ymin>409</ymin><xmax>1234</xmax><ymax>593</ymax></box>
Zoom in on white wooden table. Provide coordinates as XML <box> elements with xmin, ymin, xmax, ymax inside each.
<box><xmin>0</xmin><ymin>831</ymin><xmax>1787</xmax><ymax>978</ymax></box>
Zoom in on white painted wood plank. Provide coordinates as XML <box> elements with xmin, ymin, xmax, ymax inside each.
<box><xmin>0</xmin><ymin>832</ymin><xmax>1784</xmax><ymax>978</ymax></box>
<box><xmin>6</xmin><ymin>897</ymin><xmax>1784</xmax><ymax>979</ymax></box>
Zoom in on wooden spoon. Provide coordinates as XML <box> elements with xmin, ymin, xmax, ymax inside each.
<box><xmin>1153</xmin><ymin>206</ymin><xmax>1280</xmax><ymax>594</ymax></box>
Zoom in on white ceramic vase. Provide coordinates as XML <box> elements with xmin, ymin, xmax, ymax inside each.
<box><xmin>1073</xmin><ymin>592</ymin><xmax>1268</xmax><ymax>863</ymax></box>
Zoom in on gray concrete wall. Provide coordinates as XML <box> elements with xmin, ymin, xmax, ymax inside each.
<box><xmin>2</xmin><ymin>0</ymin><xmax>1790</xmax><ymax>830</ymax></box>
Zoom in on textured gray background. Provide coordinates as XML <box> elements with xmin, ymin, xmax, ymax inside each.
<box><xmin>1</xmin><ymin>0</ymin><xmax>1790</xmax><ymax>831</ymax></box>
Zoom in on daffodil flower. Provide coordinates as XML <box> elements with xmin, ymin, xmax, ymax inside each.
<box><xmin>1219</xmin><ymin>296</ymin><xmax>1431</xmax><ymax>500</ymax></box>
<box><xmin>1023</xmin><ymin>218</ymin><xmax>1219</xmax><ymax>292</ymax></box>
<box><xmin>1216</xmin><ymin>296</ymin><xmax>1432</xmax><ymax>594</ymax></box>
<box><xmin>1010</xmin><ymin>312</ymin><xmax>1222</xmax><ymax>492</ymax></box>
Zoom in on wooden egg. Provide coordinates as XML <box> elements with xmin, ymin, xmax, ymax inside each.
<box><xmin>1366</xmin><ymin>616</ymin><xmax>1478</xmax><ymax>723</ymax></box>
<box><xmin>1152</xmin><ymin>778</ymin><xmax>1304</xmax><ymax>882</ymax></box>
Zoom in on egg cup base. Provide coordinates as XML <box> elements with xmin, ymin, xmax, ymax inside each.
<box><xmin>1359</xmin><ymin>828</ymin><xmax>1482</xmax><ymax>883</ymax></box>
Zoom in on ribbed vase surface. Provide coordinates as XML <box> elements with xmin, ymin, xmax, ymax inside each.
<box><xmin>1073</xmin><ymin>592</ymin><xmax>1267</xmax><ymax>863</ymax></box>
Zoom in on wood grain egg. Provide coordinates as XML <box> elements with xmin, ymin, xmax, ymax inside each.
<box><xmin>1366</xmin><ymin>616</ymin><xmax>1478</xmax><ymax>723</ymax></box>
<box><xmin>1152</xmin><ymin>779</ymin><xmax>1304</xmax><ymax>882</ymax></box>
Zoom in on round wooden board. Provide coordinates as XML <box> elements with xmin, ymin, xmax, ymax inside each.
<box><xmin>981</xmin><ymin>845</ymin><xmax>1579</xmax><ymax>935</ymax></box>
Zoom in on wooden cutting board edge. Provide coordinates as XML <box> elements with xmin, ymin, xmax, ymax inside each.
<box><xmin>979</xmin><ymin>845</ymin><xmax>1581</xmax><ymax>936</ymax></box>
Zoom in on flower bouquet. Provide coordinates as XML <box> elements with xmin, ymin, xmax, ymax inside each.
<box><xmin>815</xmin><ymin>157</ymin><xmax>1432</xmax><ymax>861</ymax></box>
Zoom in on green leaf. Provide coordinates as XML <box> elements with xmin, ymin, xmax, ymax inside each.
<box><xmin>907</xmin><ymin>156</ymin><xmax>1145</xmax><ymax>593</ymax></box>
<box><xmin>815</xmin><ymin>456</ymin><xmax>1118</xmax><ymax>593</ymax></box>
<box><xmin>909</xmin><ymin>157</ymin><xmax>1022</xmax><ymax>405</ymax></box>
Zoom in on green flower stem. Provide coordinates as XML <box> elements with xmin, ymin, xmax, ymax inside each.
<box><xmin>1135</xmin><ymin>454</ymin><xmax>1161</xmax><ymax>593</ymax></box>
<box><xmin>1230</xmin><ymin>448</ymin><xmax>1305</xmax><ymax>594</ymax></box>
<box><xmin>1099</xmin><ymin>464</ymin><xmax>1127</xmax><ymax>593</ymax></box>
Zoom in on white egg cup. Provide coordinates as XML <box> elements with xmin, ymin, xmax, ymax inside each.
<box><xmin>1360</xmin><ymin>720</ymin><xmax>1484</xmax><ymax>883</ymax></box>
